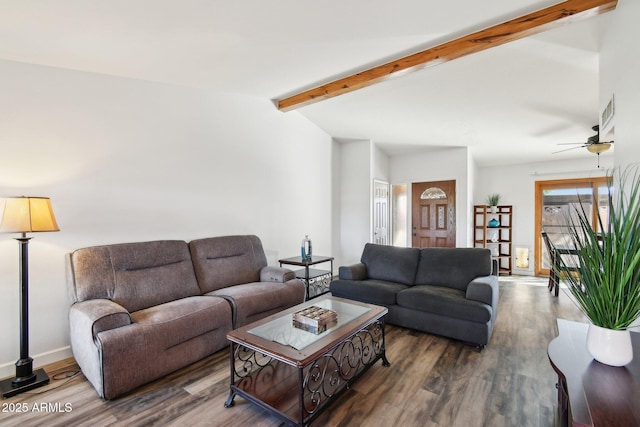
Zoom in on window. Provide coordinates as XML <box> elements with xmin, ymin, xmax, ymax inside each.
<box><xmin>420</xmin><ymin>187</ymin><xmax>446</xmax><ymax>200</ymax></box>
<box><xmin>535</xmin><ymin>177</ymin><xmax>610</xmax><ymax>275</ymax></box>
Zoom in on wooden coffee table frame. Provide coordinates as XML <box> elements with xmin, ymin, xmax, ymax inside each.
<box><xmin>224</xmin><ymin>297</ymin><xmax>390</xmax><ymax>427</ymax></box>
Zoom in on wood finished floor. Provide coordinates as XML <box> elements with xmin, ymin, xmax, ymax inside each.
<box><xmin>0</xmin><ymin>278</ymin><xmax>585</xmax><ymax>427</ymax></box>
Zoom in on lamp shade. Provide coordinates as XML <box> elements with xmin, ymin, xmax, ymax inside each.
<box><xmin>0</xmin><ymin>197</ymin><xmax>59</xmax><ymax>233</ymax></box>
<box><xmin>587</xmin><ymin>143</ymin><xmax>611</xmax><ymax>154</ymax></box>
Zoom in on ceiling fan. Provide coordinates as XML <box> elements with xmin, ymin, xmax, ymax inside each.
<box><xmin>553</xmin><ymin>125</ymin><xmax>614</xmax><ymax>167</ymax></box>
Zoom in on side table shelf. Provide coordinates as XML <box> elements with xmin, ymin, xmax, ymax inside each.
<box><xmin>278</xmin><ymin>256</ymin><xmax>334</xmax><ymax>300</ymax></box>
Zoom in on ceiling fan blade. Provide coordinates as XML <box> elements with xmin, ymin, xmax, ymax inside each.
<box><xmin>553</xmin><ymin>145</ymin><xmax>585</xmax><ymax>154</ymax></box>
<box><xmin>550</xmin><ymin>125</ymin><xmax>610</xmax><ymax>155</ymax></box>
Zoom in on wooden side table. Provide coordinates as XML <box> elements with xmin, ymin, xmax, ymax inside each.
<box><xmin>278</xmin><ymin>255</ymin><xmax>334</xmax><ymax>300</ymax></box>
<box><xmin>547</xmin><ymin>319</ymin><xmax>640</xmax><ymax>426</ymax></box>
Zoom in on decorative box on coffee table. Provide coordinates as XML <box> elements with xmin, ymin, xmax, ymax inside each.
<box><xmin>292</xmin><ymin>305</ymin><xmax>338</xmax><ymax>334</ymax></box>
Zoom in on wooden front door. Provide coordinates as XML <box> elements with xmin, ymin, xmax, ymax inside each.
<box><xmin>411</xmin><ymin>180</ymin><xmax>456</xmax><ymax>248</ymax></box>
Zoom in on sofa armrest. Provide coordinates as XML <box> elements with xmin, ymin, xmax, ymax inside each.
<box><xmin>69</xmin><ymin>299</ymin><xmax>132</xmax><ymax>340</ymax></box>
<box><xmin>260</xmin><ymin>266</ymin><xmax>296</xmax><ymax>283</ymax></box>
<box><xmin>339</xmin><ymin>263</ymin><xmax>367</xmax><ymax>281</ymax></box>
<box><xmin>465</xmin><ymin>276</ymin><xmax>499</xmax><ymax>306</ymax></box>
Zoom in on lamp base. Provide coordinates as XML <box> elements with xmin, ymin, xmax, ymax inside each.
<box><xmin>0</xmin><ymin>368</ymin><xmax>50</xmax><ymax>398</ymax></box>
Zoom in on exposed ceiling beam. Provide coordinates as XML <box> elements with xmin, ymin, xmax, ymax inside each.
<box><xmin>276</xmin><ymin>0</ymin><xmax>618</xmax><ymax>112</ymax></box>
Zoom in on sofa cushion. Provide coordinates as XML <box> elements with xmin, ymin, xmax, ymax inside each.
<box><xmin>189</xmin><ymin>235</ymin><xmax>268</xmax><ymax>293</ymax></box>
<box><xmin>361</xmin><ymin>243</ymin><xmax>421</xmax><ymax>285</ymax></box>
<box><xmin>414</xmin><ymin>248</ymin><xmax>492</xmax><ymax>291</ymax></box>
<box><xmin>397</xmin><ymin>285</ymin><xmax>492</xmax><ymax>323</ymax></box>
<box><xmin>330</xmin><ymin>279</ymin><xmax>408</xmax><ymax>306</ymax></box>
<box><xmin>129</xmin><ymin>295</ymin><xmax>232</xmax><ymax>350</ymax></box>
<box><xmin>68</xmin><ymin>240</ymin><xmax>201</xmax><ymax>313</ymax></box>
<box><xmin>208</xmin><ymin>281</ymin><xmax>305</xmax><ymax>328</ymax></box>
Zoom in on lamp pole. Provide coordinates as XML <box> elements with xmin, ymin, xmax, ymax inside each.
<box><xmin>0</xmin><ymin>237</ymin><xmax>51</xmax><ymax>398</ymax></box>
<box><xmin>14</xmin><ymin>234</ymin><xmax>36</xmax><ymax>384</ymax></box>
<box><xmin>0</xmin><ymin>196</ymin><xmax>57</xmax><ymax>398</ymax></box>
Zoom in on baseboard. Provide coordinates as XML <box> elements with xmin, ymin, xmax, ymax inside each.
<box><xmin>0</xmin><ymin>346</ymin><xmax>73</xmax><ymax>380</ymax></box>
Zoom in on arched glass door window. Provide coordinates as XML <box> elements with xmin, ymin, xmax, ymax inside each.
<box><xmin>420</xmin><ymin>187</ymin><xmax>447</xmax><ymax>200</ymax></box>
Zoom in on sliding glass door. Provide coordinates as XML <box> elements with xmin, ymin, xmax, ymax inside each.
<box><xmin>534</xmin><ymin>177</ymin><xmax>610</xmax><ymax>276</ymax></box>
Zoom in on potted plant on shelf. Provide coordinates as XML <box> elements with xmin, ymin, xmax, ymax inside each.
<box><xmin>486</xmin><ymin>193</ymin><xmax>501</xmax><ymax>213</ymax></box>
<box><xmin>555</xmin><ymin>166</ymin><xmax>640</xmax><ymax>366</ymax></box>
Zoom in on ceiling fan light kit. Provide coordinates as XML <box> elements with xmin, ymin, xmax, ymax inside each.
<box><xmin>553</xmin><ymin>124</ymin><xmax>614</xmax><ymax>167</ymax></box>
<box><xmin>586</xmin><ymin>143</ymin><xmax>611</xmax><ymax>154</ymax></box>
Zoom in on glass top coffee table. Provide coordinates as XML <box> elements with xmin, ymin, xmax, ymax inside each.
<box><xmin>224</xmin><ymin>296</ymin><xmax>390</xmax><ymax>426</ymax></box>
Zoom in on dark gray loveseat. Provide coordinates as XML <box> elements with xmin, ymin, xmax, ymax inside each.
<box><xmin>330</xmin><ymin>244</ymin><xmax>499</xmax><ymax>347</ymax></box>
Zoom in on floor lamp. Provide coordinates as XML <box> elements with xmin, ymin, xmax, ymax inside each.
<box><xmin>0</xmin><ymin>196</ymin><xmax>59</xmax><ymax>398</ymax></box>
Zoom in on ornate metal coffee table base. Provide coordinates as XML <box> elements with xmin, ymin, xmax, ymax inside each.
<box><xmin>225</xmin><ymin>320</ymin><xmax>389</xmax><ymax>427</ymax></box>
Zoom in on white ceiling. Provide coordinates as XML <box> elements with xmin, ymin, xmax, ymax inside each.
<box><xmin>0</xmin><ymin>0</ymin><xmax>615</xmax><ymax>166</ymax></box>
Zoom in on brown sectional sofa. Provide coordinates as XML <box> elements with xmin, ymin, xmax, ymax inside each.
<box><xmin>66</xmin><ymin>235</ymin><xmax>305</xmax><ymax>399</ymax></box>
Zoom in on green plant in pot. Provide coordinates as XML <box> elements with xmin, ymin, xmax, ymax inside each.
<box><xmin>555</xmin><ymin>166</ymin><xmax>640</xmax><ymax>366</ymax></box>
<box><xmin>486</xmin><ymin>193</ymin><xmax>501</xmax><ymax>213</ymax></box>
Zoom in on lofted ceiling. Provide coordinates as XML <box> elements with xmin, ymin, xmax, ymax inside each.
<box><xmin>0</xmin><ymin>0</ymin><xmax>615</xmax><ymax>166</ymax></box>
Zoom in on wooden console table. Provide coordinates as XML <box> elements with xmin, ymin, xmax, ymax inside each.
<box><xmin>547</xmin><ymin>319</ymin><xmax>640</xmax><ymax>426</ymax></box>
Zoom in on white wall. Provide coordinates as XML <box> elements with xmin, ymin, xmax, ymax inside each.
<box><xmin>466</xmin><ymin>150</ymin><xmax>478</xmax><ymax>247</ymax></box>
<box><xmin>599</xmin><ymin>0</ymin><xmax>640</xmax><ymax>330</ymax></box>
<box><xmin>372</xmin><ymin>143</ymin><xmax>390</xmax><ymax>183</ymax></box>
<box><xmin>474</xmin><ymin>157</ymin><xmax>612</xmax><ymax>274</ymax></box>
<box><xmin>600</xmin><ymin>0</ymin><xmax>640</xmax><ymax>171</ymax></box>
<box><xmin>338</xmin><ymin>140</ymin><xmax>372</xmax><ymax>265</ymax></box>
<box><xmin>331</xmin><ymin>139</ymin><xmax>343</xmax><ymax>267</ymax></box>
<box><xmin>0</xmin><ymin>60</ymin><xmax>333</xmax><ymax>377</ymax></box>
<box><xmin>390</xmin><ymin>147</ymin><xmax>470</xmax><ymax>247</ymax></box>
<box><xmin>387</xmin><ymin>148</ymin><xmax>613</xmax><ymax>273</ymax></box>
<box><xmin>333</xmin><ymin>141</ymin><xmax>390</xmax><ymax>266</ymax></box>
